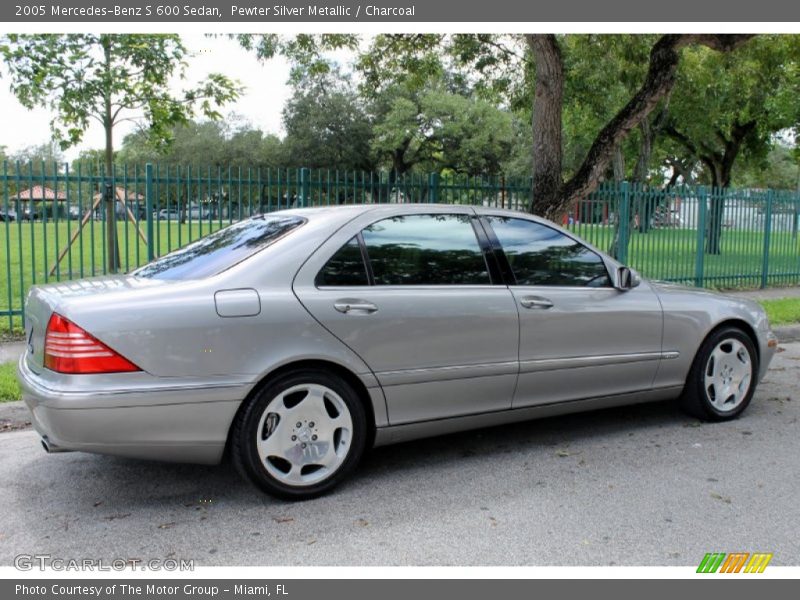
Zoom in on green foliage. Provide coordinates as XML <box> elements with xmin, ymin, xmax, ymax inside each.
<box><xmin>667</xmin><ymin>35</ymin><xmax>800</xmax><ymax>185</ymax></box>
<box><xmin>0</xmin><ymin>34</ymin><xmax>242</xmax><ymax>157</ymax></box>
<box><xmin>118</xmin><ymin>118</ymin><xmax>287</xmax><ymax>171</ymax></box>
<box><xmin>369</xmin><ymin>84</ymin><xmax>515</xmax><ymax>176</ymax></box>
<box><xmin>560</xmin><ymin>35</ymin><xmax>658</xmax><ymax>179</ymax></box>
<box><xmin>233</xmin><ymin>34</ymin><xmax>360</xmax><ymax>83</ymax></box>
<box><xmin>282</xmin><ymin>71</ymin><xmax>374</xmax><ymax>171</ymax></box>
<box><xmin>734</xmin><ymin>142</ymin><xmax>800</xmax><ymax>189</ymax></box>
<box><xmin>357</xmin><ymin>34</ymin><xmax>450</xmax><ymax>98</ymax></box>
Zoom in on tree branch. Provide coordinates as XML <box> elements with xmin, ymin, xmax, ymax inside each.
<box><xmin>556</xmin><ymin>34</ymin><xmax>754</xmax><ymax>214</ymax></box>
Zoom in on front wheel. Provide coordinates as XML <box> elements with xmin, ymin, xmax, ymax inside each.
<box><xmin>232</xmin><ymin>369</ymin><xmax>367</xmax><ymax>500</ymax></box>
<box><xmin>680</xmin><ymin>327</ymin><xmax>759</xmax><ymax>421</ymax></box>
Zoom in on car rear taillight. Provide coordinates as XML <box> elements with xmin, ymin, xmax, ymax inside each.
<box><xmin>44</xmin><ymin>313</ymin><xmax>140</xmax><ymax>374</ymax></box>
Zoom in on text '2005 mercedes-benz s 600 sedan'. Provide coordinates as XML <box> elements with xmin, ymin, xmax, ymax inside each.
<box><xmin>18</xmin><ymin>204</ymin><xmax>778</xmax><ymax>499</ymax></box>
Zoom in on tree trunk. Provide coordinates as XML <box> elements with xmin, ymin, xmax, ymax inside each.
<box><xmin>101</xmin><ymin>35</ymin><xmax>120</xmax><ymax>273</ymax></box>
<box><xmin>612</xmin><ymin>147</ymin><xmax>625</xmax><ymax>182</ymax></box>
<box><xmin>634</xmin><ymin>119</ymin><xmax>654</xmax><ymax>232</ymax></box>
<box><xmin>665</xmin><ymin>157</ymin><xmax>695</xmax><ymax>187</ymax></box>
<box><xmin>525</xmin><ymin>33</ymin><xmax>753</xmax><ymax>221</ymax></box>
<box><xmin>607</xmin><ymin>148</ymin><xmax>627</xmax><ymax>259</ymax></box>
<box><xmin>633</xmin><ymin>119</ymin><xmax>653</xmax><ymax>183</ymax></box>
<box><xmin>704</xmin><ymin>162</ymin><xmax>722</xmax><ymax>254</ymax></box>
<box><xmin>703</xmin><ymin>121</ymin><xmax>755</xmax><ymax>254</ymax></box>
<box><xmin>526</xmin><ymin>34</ymin><xmax>564</xmax><ymax>220</ymax></box>
<box><xmin>667</xmin><ymin>167</ymin><xmax>681</xmax><ymax>188</ymax></box>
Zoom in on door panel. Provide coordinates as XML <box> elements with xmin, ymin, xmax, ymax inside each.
<box><xmin>480</xmin><ymin>213</ymin><xmax>664</xmax><ymax>408</ymax></box>
<box><xmin>293</xmin><ymin>209</ymin><xmax>519</xmax><ymax>425</ymax></box>
<box><xmin>296</xmin><ymin>286</ymin><xmax>519</xmax><ymax>423</ymax></box>
<box><xmin>512</xmin><ymin>285</ymin><xmax>663</xmax><ymax>407</ymax></box>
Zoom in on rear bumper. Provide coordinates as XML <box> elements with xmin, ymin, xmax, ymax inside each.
<box><xmin>17</xmin><ymin>356</ymin><xmax>249</xmax><ymax>464</ymax></box>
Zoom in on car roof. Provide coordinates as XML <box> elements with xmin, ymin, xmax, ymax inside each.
<box><xmin>260</xmin><ymin>203</ymin><xmax>573</xmax><ymax>239</ymax></box>
<box><xmin>272</xmin><ymin>203</ymin><xmax>537</xmax><ymax>218</ymax></box>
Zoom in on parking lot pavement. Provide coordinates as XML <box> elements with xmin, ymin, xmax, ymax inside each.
<box><xmin>1</xmin><ymin>343</ymin><xmax>798</xmax><ymax>568</ymax></box>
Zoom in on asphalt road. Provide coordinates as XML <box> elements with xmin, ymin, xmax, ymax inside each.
<box><xmin>1</xmin><ymin>343</ymin><xmax>799</xmax><ymax>567</ymax></box>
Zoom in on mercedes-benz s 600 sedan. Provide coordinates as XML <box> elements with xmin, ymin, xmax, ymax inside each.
<box><xmin>18</xmin><ymin>204</ymin><xmax>778</xmax><ymax>499</ymax></box>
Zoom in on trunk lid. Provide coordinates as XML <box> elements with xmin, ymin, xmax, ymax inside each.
<box><xmin>23</xmin><ymin>275</ymin><xmax>169</xmax><ymax>374</ymax></box>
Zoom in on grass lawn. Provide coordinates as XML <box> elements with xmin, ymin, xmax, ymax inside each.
<box><xmin>760</xmin><ymin>298</ymin><xmax>800</xmax><ymax>326</ymax></box>
<box><xmin>0</xmin><ymin>361</ymin><xmax>21</xmax><ymax>403</ymax></box>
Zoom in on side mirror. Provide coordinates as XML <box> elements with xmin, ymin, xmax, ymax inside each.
<box><xmin>615</xmin><ymin>266</ymin><xmax>641</xmax><ymax>291</ymax></box>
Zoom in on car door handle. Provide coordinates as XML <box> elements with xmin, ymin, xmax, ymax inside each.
<box><xmin>519</xmin><ymin>296</ymin><xmax>554</xmax><ymax>309</ymax></box>
<box><xmin>334</xmin><ymin>300</ymin><xmax>379</xmax><ymax>314</ymax></box>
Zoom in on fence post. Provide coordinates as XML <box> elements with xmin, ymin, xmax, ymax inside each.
<box><xmin>695</xmin><ymin>186</ymin><xmax>707</xmax><ymax>287</ymax></box>
<box><xmin>761</xmin><ymin>189</ymin><xmax>774</xmax><ymax>289</ymax></box>
<box><xmin>145</xmin><ymin>163</ymin><xmax>155</xmax><ymax>262</ymax></box>
<box><xmin>428</xmin><ymin>172</ymin><xmax>440</xmax><ymax>203</ymax></box>
<box><xmin>617</xmin><ymin>181</ymin><xmax>630</xmax><ymax>265</ymax></box>
<box><xmin>299</xmin><ymin>167</ymin><xmax>310</xmax><ymax>208</ymax></box>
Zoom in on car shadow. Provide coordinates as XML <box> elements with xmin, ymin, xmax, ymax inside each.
<box><xmin>19</xmin><ymin>399</ymin><xmax>696</xmax><ymax>510</ymax></box>
<box><xmin>358</xmin><ymin>399</ymin><xmax>690</xmax><ymax>478</ymax></box>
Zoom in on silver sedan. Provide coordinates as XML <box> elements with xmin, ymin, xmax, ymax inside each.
<box><xmin>18</xmin><ymin>204</ymin><xmax>778</xmax><ymax>499</ymax></box>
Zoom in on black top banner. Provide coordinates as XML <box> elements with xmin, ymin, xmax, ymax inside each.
<box><xmin>3</xmin><ymin>0</ymin><xmax>800</xmax><ymax>22</ymax></box>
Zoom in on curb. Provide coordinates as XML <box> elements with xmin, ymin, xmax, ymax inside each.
<box><xmin>774</xmin><ymin>324</ymin><xmax>800</xmax><ymax>344</ymax></box>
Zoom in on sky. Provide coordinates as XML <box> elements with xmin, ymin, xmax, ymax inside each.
<box><xmin>0</xmin><ymin>34</ymin><xmax>356</xmax><ymax>161</ymax></box>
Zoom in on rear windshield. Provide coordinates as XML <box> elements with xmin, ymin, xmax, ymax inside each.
<box><xmin>133</xmin><ymin>215</ymin><xmax>305</xmax><ymax>280</ymax></box>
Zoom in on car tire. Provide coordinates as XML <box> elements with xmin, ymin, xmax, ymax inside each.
<box><xmin>679</xmin><ymin>326</ymin><xmax>759</xmax><ymax>421</ymax></box>
<box><xmin>231</xmin><ymin>368</ymin><xmax>367</xmax><ymax>500</ymax></box>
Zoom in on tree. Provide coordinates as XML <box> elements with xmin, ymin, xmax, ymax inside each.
<box><xmin>370</xmin><ymin>85</ymin><xmax>514</xmax><ymax>177</ymax></box>
<box><xmin>734</xmin><ymin>142</ymin><xmax>800</xmax><ymax>190</ymax></box>
<box><xmin>233</xmin><ymin>34</ymin><xmax>360</xmax><ymax>83</ymax></box>
<box><xmin>1</xmin><ymin>34</ymin><xmax>241</xmax><ymax>271</ymax></box>
<box><xmin>663</xmin><ymin>36</ymin><xmax>800</xmax><ymax>252</ymax></box>
<box><xmin>242</xmin><ymin>34</ymin><xmax>756</xmax><ymax>222</ymax></box>
<box><xmin>524</xmin><ymin>34</ymin><xmax>756</xmax><ymax>220</ymax></box>
<box><xmin>250</xmin><ymin>36</ymin><xmax>515</xmax><ymax>179</ymax></box>
<box><xmin>282</xmin><ymin>71</ymin><xmax>375</xmax><ymax>172</ymax></box>
<box><xmin>118</xmin><ymin>118</ymin><xmax>288</xmax><ymax>171</ymax></box>
<box><xmin>120</xmin><ymin>120</ymin><xmax>228</xmax><ymax>167</ymax></box>
<box><xmin>9</xmin><ymin>142</ymin><xmax>65</xmax><ymax>176</ymax></box>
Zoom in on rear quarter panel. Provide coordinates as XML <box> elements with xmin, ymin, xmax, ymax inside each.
<box><xmin>45</xmin><ymin>209</ymin><xmax>388</xmax><ymax>424</ymax></box>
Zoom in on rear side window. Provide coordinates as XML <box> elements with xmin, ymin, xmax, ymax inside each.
<box><xmin>362</xmin><ymin>214</ymin><xmax>490</xmax><ymax>285</ymax></box>
<box><xmin>487</xmin><ymin>216</ymin><xmax>611</xmax><ymax>287</ymax></box>
<box><xmin>133</xmin><ymin>215</ymin><xmax>305</xmax><ymax>280</ymax></box>
<box><xmin>316</xmin><ymin>237</ymin><xmax>369</xmax><ymax>287</ymax></box>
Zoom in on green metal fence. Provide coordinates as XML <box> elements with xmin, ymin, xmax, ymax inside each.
<box><xmin>2</xmin><ymin>162</ymin><xmax>800</xmax><ymax>333</ymax></box>
<box><xmin>565</xmin><ymin>182</ymin><xmax>800</xmax><ymax>290</ymax></box>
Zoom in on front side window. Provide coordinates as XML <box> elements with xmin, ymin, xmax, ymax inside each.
<box><xmin>362</xmin><ymin>214</ymin><xmax>490</xmax><ymax>286</ymax></box>
<box><xmin>487</xmin><ymin>216</ymin><xmax>611</xmax><ymax>287</ymax></box>
<box><xmin>134</xmin><ymin>215</ymin><xmax>305</xmax><ymax>280</ymax></box>
<box><xmin>316</xmin><ymin>237</ymin><xmax>369</xmax><ymax>287</ymax></box>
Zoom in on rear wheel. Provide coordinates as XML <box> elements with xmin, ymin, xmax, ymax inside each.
<box><xmin>232</xmin><ymin>369</ymin><xmax>367</xmax><ymax>500</ymax></box>
<box><xmin>680</xmin><ymin>327</ymin><xmax>758</xmax><ymax>421</ymax></box>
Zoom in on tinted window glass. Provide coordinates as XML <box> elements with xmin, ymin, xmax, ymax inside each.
<box><xmin>316</xmin><ymin>237</ymin><xmax>369</xmax><ymax>287</ymax></box>
<box><xmin>134</xmin><ymin>215</ymin><xmax>304</xmax><ymax>280</ymax></box>
<box><xmin>362</xmin><ymin>214</ymin><xmax>489</xmax><ymax>285</ymax></box>
<box><xmin>488</xmin><ymin>216</ymin><xmax>610</xmax><ymax>287</ymax></box>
